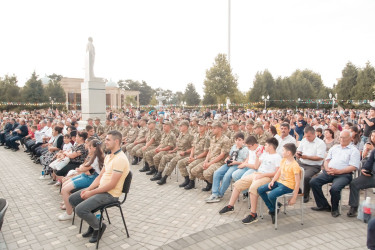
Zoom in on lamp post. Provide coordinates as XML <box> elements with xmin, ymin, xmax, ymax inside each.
<box><xmin>329</xmin><ymin>93</ymin><xmax>338</xmax><ymax>110</ymax></box>
<box><xmin>296</xmin><ymin>98</ymin><xmax>301</xmax><ymax>111</ymax></box>
<box><xmin>262</xmin><ymin>95</ymin><xmax>270</xmax><ymax>110</ymax></box>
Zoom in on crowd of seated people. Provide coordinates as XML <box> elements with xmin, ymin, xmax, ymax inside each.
<box><xmin>0</xmin><ymin>106</ymin><xmax>375</xmax><ymax>241</ymax></box>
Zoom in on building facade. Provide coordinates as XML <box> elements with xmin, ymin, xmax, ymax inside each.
<box><xmin>57</xmin><ymin>77</ymin><xmax>140</xmax><ymax>110</ymax></box>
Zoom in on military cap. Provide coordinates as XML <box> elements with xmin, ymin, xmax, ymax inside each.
<box><xmin>94</xmin><ymin>117</ymin><xmax>101</xmax><ymax>121</ymax></box>
<box><xmin>198</xmin><ymin>120</ymin><xmax>207</xmax><ymax>126</ymax></box>
<box><xmin>162</xmin><ymin>120</ymin><xmax>172</xmax><ymax>125</ymax></box>
<box><xmin>211</xmin><ymin>121</ymin><xmax>223</xmax><ymax>128</ymax></box>
<box><xmin>230</xmin><ymin>120</ymin><xmax>239</xmax><ymax>126</ymax></box>
<box><xmin>206</xmin><ymin>118</ymin><xmax>213</xmax><ymax>124</ymax></box>
<box><xmin>147</xmin><ymin>119</ymin><xmax>156</xmax><ymax>124</ymax></box>
<box><xmin>246</xmin><ymin>119</ymin><xmax>255</xmax><ymax>125</ymax></box>
<box><xmin>141</xmin><ymin>117</ymin><xmax>148</xmax><ymax>122</ymax></box>
<box><xmin>179</xmin><ymin>120</ymin><xmax>190</xmax><ymax>127</ymax></box>
<box><xmin>253</xmin><ymin>121</ymin><xmax>264</xmax><ymax>129</ymax></box>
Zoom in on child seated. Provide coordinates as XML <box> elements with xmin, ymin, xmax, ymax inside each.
<box><xmin>49</xmin><ymin>134</ymin><xmax>73</xmax><ymax>171</ymax></box>
<box><xmin>219</xmin><ymin>137</ymin><xmax>281</xmax><ymax>225</ymax></box>
<box><xmin>258</xmin><ymin>143</ymin><xmax>301</xmax><ymax>224</ymax></box>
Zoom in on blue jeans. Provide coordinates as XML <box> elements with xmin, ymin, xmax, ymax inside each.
<box><xmin>362</xmin><ymin>135</ymin><xmax>369</xmax><ymax>144</ymax></box>
<box><xmin>212</xmin><ymin>164</ymin><xmax>238</xmax><ymax>197</ymax></box>
<box><xmin>258</xmin><ymin>182</ymin><xmax>293</xmax><ymax>213</ymax></box>
<box><xmin>71</xmin><ymin>173</ymin><xmax>99</xmax><ymax>189</ymax></box>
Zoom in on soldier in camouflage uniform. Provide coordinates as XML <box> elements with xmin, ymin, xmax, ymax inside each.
<box><xmin>244</xmin><ymin>119</ymin><xmax>255</xmax><ymax>139</ymax></box>
<box><xmin>189</xmin><ymin>117</ymin><xmax>199</xmax><ymax>135</ymax></box>
<box><xmin>155</xmin><ymin>120</ymin><xmax>194</xmax><ymax>185</ymax></box>
<box><xmin>229</xmin><ymin>120</ymin><xmax>241</xmax><ymax>143</ymax></box>
<box><xmin>145</xmin><ymin>120</ymin><xmax>175</xmax><ymax>177</ymax></box>
<box><xmin>222</xmin><ymin>120</ymin><xmax>232</xmax><ymax>139</ymax></box>
<box><xmin>171</xmin><ymin>120</ymin><xmax>180</xmax><ymax>138</ymax></box>
<box><xmin>136</xmin><ymin>120</ymin><xmax>161</xmax><ymax>171</ymax></box>
<box><xmin>129</xmin><ymin>117</ymin><xmax>148</xmax><ymax>166</ymax></box>
<box><xmin>93</xmin><ymin>117</ymin><xmax>104</xmax><ymax>136</ymax></box>
<box><xmin>190</xmin><ymin>121</ymin><xmax>231</xmax><ymax>191</ymax></box>
<box><xmin>179</xmin><ymin>120</ymin><xmax>210</xmax><ymax>189</ymax></box>
<box><xmin>114</xmin><ymin>118</ymin><xmax>124</xmax><ymax>134</ymax></box>
<box><xmin>122</xmin><ymin>119</ymin><xmax>139</xmax><ymax>152</ymax></box>
<box><xmin>240</xmin><ymin>121</ymin><xmax>246</xmax><ymax>133</ymax></box>
<box><xmin>100</xmin><ymin>119</ymin><xmax>112</xmax><ymax>140</ymax></box>
<box><xmin>121</xmin><ymin>118</ymin><xmax>131</xmax><ymax>138</ymax></box>
<box><xmin>253</xmin><ymin>121</ymin><xmax>272</xmax><ymax>146</ymax></box>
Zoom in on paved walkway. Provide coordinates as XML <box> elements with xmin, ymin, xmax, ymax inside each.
<box><xmin>0</xmin><ymin>146</ymin><xmax>371</xmax><ymax>249</ymax></box>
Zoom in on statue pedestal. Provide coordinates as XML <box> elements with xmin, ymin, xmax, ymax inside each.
<box><xmin>81</xmin><ymin>79</ymin><xmax>106</xmax><ymax>123</ymax></box>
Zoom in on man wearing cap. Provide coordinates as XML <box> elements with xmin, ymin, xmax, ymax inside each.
<box><xmin>93</xmin><ymin>118</ymin><xmax>104</xmax><ymax>136</ymax></box>
<box><xmin>190</xmin><ymin>121</ymin><xmax>231</xmax><ymax>191</ymax></box>
<box><xmin>100</xmin><ymin>119</ymin><xmax>112</xmax><ymax>140</ymax></box>
<box><xmin>229</xmin><ymin>120</ymin><xmax>241</xmax><ymax>143</ymax></box>
<box><xmin>87</xmin><ymin>118</ymin><xmax>94</xmax><ymax>127</ymax></box>
<box><xmin>129</xmin><ymin>117</ymin><xmax>148</xmax><ymax>166</ymax></box>
<box><xmin>121</xmin><ymin>119</ymin><xmax>139</xmax><ymax>153</ymax></box>
<box><xmin>136</xmin><ymin>120</ymin><xmax>161</xmax><ymax>169</ymax></box>
<box><xmin>178</xmin><ymin>120</ymin><xmax>210</xmax><ymax>189</ymax></box>
<box><xmin>206</xmin><ymin>119</ymin><xmax>213</xmax><ymax>137</ymax></box>
<box><xmin>221</xmin><ymin>120</ymin><xmax>231</xmax><ymax>139</ymax></box>
<box><xmin>155</xmin><ymin>120</ymin><xmax>194</xmax><ymax>185</ymax></box>
<box><xmin>114</xmin><ymin>118</ymin><xmax>124</xmax><ymax>134</ymax></box>
<box><xmin>189</xmin><ymin>118</ymin><xmax>199</xmax><ymax>135</ymax></box>
<box><xmin>146</xmin><ymin>120</ymin><xmax>174</xmax><ymax>177</ymax></box>
<box><xmin>121</xmin><ymin>118</ymin><xmax>131</xmax><ymax>138</ymax></box>
<box><xmin>244</xmin><ymin>119</ymin><xmax>255</xmax><ymax>138</ymax></box>
<box><xmin>253</xmin><ymin>121</ymin><xmax>272</xmax><ymax>146</ymax></box>
<box><xmin>171</xmin><ymin>120</ymin><xmax>180</xmax><ymax>138</ymax></box>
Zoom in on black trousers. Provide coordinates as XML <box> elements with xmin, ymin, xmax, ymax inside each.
<box><xmin>349</xmin><ymin>174</ymin><xmax>375</xmax><ymax>208</ymax></box>
<box><xmin>310</xmin><ymin>170</ymin><xmax>352</xmax><ymax>211</ymax></box>
<box><xmin>298</xmin><ymin>162</ymin><xmax>321</xmax><ymax>198</ymax></box>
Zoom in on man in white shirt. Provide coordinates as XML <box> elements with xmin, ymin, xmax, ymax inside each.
<box><xmin>275</xmin><ymin>123</ymin><xmax>296</xmax><ymax>156</ymax></box>
<box><xmin>296</xmin><ymin>126</ymin><xmax>326</xmax><ymax>203</ymax></box>
<box><xmin>310</xmin><ymin>130</ymin><xmax>360</xmax><ymax>217</ymax></box>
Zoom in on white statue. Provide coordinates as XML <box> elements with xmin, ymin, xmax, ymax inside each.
<box><xmin>86</xmin><ymin>37</ymin><xmax>95</xmax><ymax>81</ymax></box>
<box><xmin>156</xmin><ymin>90</ymin><xmax>166</xmax><ymax>108</ymax></box>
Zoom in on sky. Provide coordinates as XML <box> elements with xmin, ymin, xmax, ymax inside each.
<box><xmin>0</xmin><ymin>0</ymin><xmax>374</xmax><ymax>98</ymax></box>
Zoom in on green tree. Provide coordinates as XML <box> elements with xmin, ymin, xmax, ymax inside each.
<box><xmin>248</xmin><ymin>70</ymin><xmax>275</xmax><ymax>102</ymax></box>
<box><xmin>203</xmin><ymin>54</ymin><xmax>239</xmax><ymax>104</ymax></box>
<box><xmin>353</xmin><ymin>62</ymin><xmax>375</xmax><ymax>100</ymax></box>
<box><xmin>45</xmin><ymin>74</ymin><xmax>66</xmax><ymax>102</ymax></box>
<box><xmin>21</xmin><ymin>71</ymin><xmax>47</xmax><ymax>103</ymax></box>
<box><xmin>118</xmin><ymin>79</ymin><xmax>154</xmax><ymax>105</ymax></box>
<box><xmin>0</xmin><ymin>74</ymin><xmax>20</xmax><ymax>102</ymax></box>
<box><xmin>183</xmin><ymin>83</ymin><xmax>200</xmax><ymax>105</ymax></box>
<box><xmin>335</xmin><ymin>62</ymin><xmax>358</xmax><ymax>100</ymax></box>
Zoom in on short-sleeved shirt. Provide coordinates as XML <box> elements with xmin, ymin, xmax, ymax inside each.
<box><xmin>193</xmin><ymin>134</ymin><xmax>210</xmax><ymax>156</ymax></box>
<box><xmin>327</xmin><ymin>144</ymin><xmax>360</xmax><ymax>170</ymax></box>
<box><xmin>99</xmin><ymin>150</ymin><xmax>129</xmax><ymax>197</ymax></box>
<box><xmin>159</xmin><ymin>131</ymin><xmax>176</xmax><ymax>148</ymax></box>
<box><xmin>126</xmin><ymin>127</ymin><xmax>139</xmax><ymax>143</ymax></box>
<box><xmin>176</xmin><ymin>132</ymin><xmax>194</xmax><ymax>152</ymax></box>
<box><xmin>278</xmin><ymin>159</ymin><xmax>301</xmax><ymax>189</ymax></box>
<box><xmin>297</xmin><ymin>137</ymin><xmax>326</xmax><ymax>166</ymax></box>
<box><xmin>275</xmin><ymin>134</ymin><xmax>296</xmax><ymax>156</ymax></box>
<box><xmin>146</xmin><ymin>128</ymin><xmax>161</xmax><ymax>146</ymax></box>
<box><xmin>207</xmin><ymin>134</ymin><xmax>231</xmax><ymax>161</ymax></box>
<box><xmin>363</xmin><ymin>118</ymin><xmax>375</xmax><ymax>137</ymax></box>
<box><xmin>247</xmin><ymin>145</ymin><xmax>264</xmax><ymax>165</ymax></box>
<box><xmin>228</xmin><ymin>145</ymin><xmax>249</xmax><ymax>163</ymax></box>
<box><xmin>70</xmin><ymin>143</ymin><xmax>88</xmax><ymax>164</ymax></box>
<box><xmin>258</xmin><ymin>153</ymin><xmax>282</xmax><ymax>173</ymax></box>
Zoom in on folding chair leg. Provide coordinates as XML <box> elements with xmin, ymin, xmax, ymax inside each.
<box><xmin>275</xmin><ymin>197</ymin><xmax>279</xmax><ymax>230</ymax></box>
<box><xmin>301</xmin><ymin>195</ymin><xmax>304</xmax><ymax>225</ymax></box>
<box><xmin>283</xmin><ymin>196</ymin><xmax>287</xmax><ymax>214</ymax></box>
<box><xmin>119</xmin><ymin>206</ymin><xmax>130</xmax><ymax>238</ymax></box>
<box><xmin>105</xmin><ymin>208</ymin><xmax>111</xmax><ymax>224</ymax></box>
<box><xmin>79</xmin><ymin>218</ymin><xmax>83</xmax><ymax>233</ymax></box>
<box><xmin>72</xmin><ymin>209</ymin><xmax>75</xmax><ymax>225</ymax></box>
<box><xmin>96</xmin><ymin>210</ymin><xmax>104</xmax><ymax>249</ymax></box>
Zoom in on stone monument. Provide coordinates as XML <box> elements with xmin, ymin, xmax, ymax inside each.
<box><xmin>81</xmin><ymin>37</ymin><xmax>106</xmax><ymax>122</ymax></box>
<box><xmin>156</xmin><ymin>90</ymin><xmax>166</xmax><ymax>109</ymax></box>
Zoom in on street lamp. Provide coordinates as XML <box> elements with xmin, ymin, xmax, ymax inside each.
<box><xmin>262</xmin><ymin>95</ymin><xmax>270</xmax><ymax>110</ymax></box>
<box><xmin>296</xmin><ymin>98</ymin><xmax>301</xmax><ymax>111</ymax></box>
<box><xmin>329</xmin><ymin>93</ymin><xmax>338</xmax><ymax>110</ymax></box>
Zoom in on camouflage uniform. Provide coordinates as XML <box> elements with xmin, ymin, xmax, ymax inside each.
<box><xmin>177</xmin><ymin>133</ymin><xmax>210</xmax><ymax>179</ymax></box>
<box><xmin>93</xmin><ymin>124</ymin><xmax>104</xmax><ymax>136</ymax></box>
<box><xmin>190</xmin><ymin>132</ymin><xmax>231</xmax><ymax>183</ymax></box>
<box><xmin>144</xmin><ymin>130</ymin><xmax>174</xmax><ymax>168</ymax></box>
<box><xmin>160</xmin><ymin>131</ymin><xmax>194</xmax><ymax>176</ymax></box>
<box><xmin>135</xmin><ymin>126</ymin><xmax>161</xmax><ymax>158</ymax></box>
<box><xmin>128</xmin><ymin>126</ymin><xmax>148</xmax><ymax>156</ymax></box>
<box><xmin>121</xmin><ymin>126</ymin><xmax>139</xmax><ymax>152</ymax></box>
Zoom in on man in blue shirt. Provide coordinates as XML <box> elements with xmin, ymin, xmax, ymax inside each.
<box><xmin>0</xmin><ymin>118</ymin><xmax>18</xmax><ymax>146</ymax></box>
<box><xmin>310</xmin><ymin>130</ymin><xmax>360</xmax><ymax>217</ymax></box>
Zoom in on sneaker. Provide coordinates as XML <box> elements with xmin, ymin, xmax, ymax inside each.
<box><xmin>39</xmin><ymin>175</ymin><xmax>49</xmax><ymax>180</ymax></box>
<box><xmin>242</xmin><ymin>214</ymin><xmax>258</xmax><ymax>224</ymax></box>
<box><xmin>219</xmin><ymin>205</ymin><xmax>234</xmax><ymax>214</ymax></box>
<box><xmin>48</xmin><ymin>180</ymin><xmax>56</xmax><ymax>185</ymax></box>
<box><xmin>205</xmin><ymin>194</ymin><xmax>221</xmax><ymax>203</ymax></box>
<box><xmin>58</xmin><ymin>212</ymin><xmax>74</xmax><ymax>221</ymax></box>
<box><xmin>53</xmin><ymin>181</ymin><xmax>61</xmax><ymax>187</ymax></box>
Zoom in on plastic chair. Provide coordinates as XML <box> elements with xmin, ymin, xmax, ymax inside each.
<box><xmin>0</xmin><ymin>199</ymin><xmax>9</xmax><ymax>231</ymax></box>
<box><xmin>78</xmin><ymin>171</ymin><xmax>132</xmax><ymax>249</ymax></box>
<box><xmin>260</xmin><ymin>167</ymin><xmax>305</xmax><ymax>230</ymax></box>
